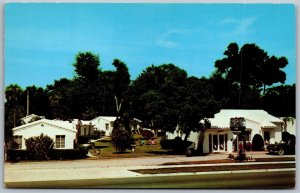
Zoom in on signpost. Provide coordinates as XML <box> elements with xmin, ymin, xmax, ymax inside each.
<box><xmin>230</xmin><ymin>117</ymin><xmax>246</xmax><ymax>159</ymax></box>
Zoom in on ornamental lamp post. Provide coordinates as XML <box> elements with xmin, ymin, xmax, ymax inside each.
<box><xmin>230</xmin><ymin>117</ymin><xmax>246</xmax><ymax>159</ymax></box>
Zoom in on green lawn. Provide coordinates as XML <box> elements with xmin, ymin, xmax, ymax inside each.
<box><xmin>87</xmin><ymin>135</ymin><xmax>172</xmax><ymax>159</ymax></box>
<box><xmin>131</xmin><ymin>163</ymin><xmax>295</xmax><ymax>174</ymax></box>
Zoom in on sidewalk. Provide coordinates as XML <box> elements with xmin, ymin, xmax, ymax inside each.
<box><xmin>4</xmin><ymin>152</ymin><xmax>295</xmax><ymax>183</ymax></box>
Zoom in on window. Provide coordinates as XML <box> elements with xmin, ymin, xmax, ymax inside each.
<box><xmin>105</xmin><ymin>123</ymin><xmax>109</xmax><ymax>130</ymax></box>
<box><xmin>55</xmin><ymin>135</ymin><xmax>65</xmax><ymax>148</ymax></box>
<box><xmin>14</xmin><ymin>135</ymin><xmax>22</xmax><ymax>149</ymax></box>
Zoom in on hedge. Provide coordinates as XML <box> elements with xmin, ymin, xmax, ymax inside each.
<box><xmin>6</xmin><ymin>149</ymin><xmax>33</xmax><ymax>161</ymax></box>
<box><xmin>49</xmin><ymin>148</ymin><xmax>88</xmax><ymax>160</ymax></box>
<box><xmin>160</xmin><ymin>137</ymin><xmax>194</xmax><ymax>154</ymax></box>
<box><xmin>6</xmin><ymin>148</ymin><xmax>88</xmax><ymax>161</ymax></box>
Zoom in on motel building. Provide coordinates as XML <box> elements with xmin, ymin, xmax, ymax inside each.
<box><xmin>166</xmin><ymin>109</ymin><xmax>285</xmax><ymax>154</ymax></box>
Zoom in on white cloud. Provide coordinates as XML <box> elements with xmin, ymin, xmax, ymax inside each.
<box><xmin>156</xmin><ymin>39</ymin><xmax>179</xmax><ymax>48</ymax></box>
<box><xmin>218</xmin><ymin>17</ymin><xmax>257</xmax><ymax>38</ymax></box>
<box><xmin>218</xmin><ymin>18</ymin><xmax>239</xmax><ymax>25</ymax></box>
<box><xmin>156</xmin><ymin>29</ymin><xmax>187</xmax><ymax>48</ymax></box>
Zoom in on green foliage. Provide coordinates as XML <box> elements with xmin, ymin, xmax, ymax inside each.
<box><xmin>6</xmin><ymin>149</ymin><xmax>31</xmax><ymax>161</ymax></box>
<box><xmin>5</xmin><ymin>84</ymin><xmax>25</xmax><ymax>142</ymax></box>
<box><xmin>25</xmin><ymin>134</ymin><xmax>54</xmax><ymax>160</ymax></box>
<box><xmin>23</xmin><ymin>86</ymin><xmax>51</xmax><ymax>118</ymax></box>
<box><xmin>251</xmin><ymin>134</ymin><xmax>264</xmax><ymax>151</ymax></box>
<box><xmin>111</xmin><ymin>118</ymin><xmax>133</xmax><ymax>153</ymax></box>
<box><xmin>5</xmin><ymin>49</ymin><xmax>294</xmax><ymax>149</ymax></box>
<box><xmin>215</xmin><ymin>42</ymin><xmax>288</xmax><ymax>108</ymax></box>
<box><xmin>262</xmin><ymin>84</ymin><xmax>295</xmax><ymax>117</ymax></box>
<box><xmin>129</xmin><ymin>64</ymin><xmax>220</xmax><ymax>141</ymax></box>
<box><xmin>73</xmin><ymin>52</ymin><xmax>101</xmax><ymax>79</ymax></box>
<box><xmin>49</xmin><ymin>148</ymin><xmax>87</xmax><ymax>160</ymax></box>
<box><xmin>7</xmin><ymin>148</ymin><xmax>87</xmax><ymax>161</ymax></box>
<box><xmin>160</xmin><ymin>137</ymin><xmax>194</xmax><ymax>154</ymax></box>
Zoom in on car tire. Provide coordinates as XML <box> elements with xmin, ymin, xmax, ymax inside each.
<box><xmin>278</xmin><ymin>148</ymin><xmax>284</xmax><ymax>156</ymax></box>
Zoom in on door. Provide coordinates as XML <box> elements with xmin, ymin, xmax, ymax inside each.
<box><xmin>212</xmin><ymin>134</ymin><xmax>226</xmax><ymax>152</ymax></box>
<box><xmin>213</xmin><ymin>135</ymin><xmax>218</xmax><ymax>151</ymax></box>
<box><xmin>219</xmin><ymin>135</ymin><xmax>224</xmax><ymax>150</ymax></box>
<box><xmin>264</xmin><ymin>131</ymin><xmax>270</xmax><ymax>142</ymax></box>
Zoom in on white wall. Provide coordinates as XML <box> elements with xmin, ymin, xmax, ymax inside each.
<box><xmin>274</xmin><ymin>123</ymin><xmax>283</xmax><ymax>142</ymax></box>
<box><xmin>282</xmin><ymin>118</ymin><xmax>296</xmax><ymax>136</ymax></box>
<box><xmin>13</xmin><ymin>122</ymin><xmax>76</xmax><ymax>149</ymax></box>
<box><xmin>245</xmin><ymin>119</ymin><xmax>261</xmax><ymax>139</ymax></box>
<box><xmin>203</xmin><ymin>129</ymin><xmax>232</xmax><ymax>154</ymax></box>
<box><xmin>91</xmin><ymin>118</ymin><xmax>114</xmax><ymax>136</ymax></box>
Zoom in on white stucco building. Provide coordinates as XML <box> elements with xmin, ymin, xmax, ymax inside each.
<box><xmin>279</xmin><ymin>117</ymin><xmax>296</xmax><ymax>136</ymax></box>
<box><xmin>90</xmin><ymin>116</ymin><xmax>116</xmax><ymax>136</ymax></box>
<box><xmin>166</xmin><ymin>109</ymin><xmax>284</xmax><ymax>154</ymax></box>
<box><xmin>12</xmin><ymin>119</ymin><xmax>77</xmax><ymax>150</ymax></box>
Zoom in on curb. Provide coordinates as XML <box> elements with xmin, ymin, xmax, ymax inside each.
<box><xmin>138</xmin><ymin>168</ymin><xmax>296</xmax><ymax>177</ymax></box>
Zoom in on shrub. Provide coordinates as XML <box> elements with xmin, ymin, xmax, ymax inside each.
<box><xmin>111</xmin><ymin>128</ymin><xmax>132</xmax><ymax>153</ymax></box>
<box><xmin>160</xmin><ymin>139</ymin><xmax>174</xmax><ymax>149</ymax></box>
<box><xmin>6</xmin><ymin>149</ymin><xmax>32</xmax><ymax>161</ymax></box>
<box><xmin>251</xmin><ymin>134</ymin><xmax>264</xmax><ymax>151</ymax></box>
<box><xmin>49</xmin><ymin>148</ymin><xmax>87</xmax><ymax>160</ymax></box>
<box><xmin>25</xmin><ymin>134</ymin><xmax>54</xmax><ymax>160</ymax></box>
<box><xmin>160</xmin><ymin>137</ymin><xmax>193</xmax><ymax>154</ymax></box>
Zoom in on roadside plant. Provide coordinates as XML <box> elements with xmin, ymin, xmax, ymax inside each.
<box><xmin>25</xmin><ymin>133</ymin><xmax>54</xmax><ymax>160</ymax></box>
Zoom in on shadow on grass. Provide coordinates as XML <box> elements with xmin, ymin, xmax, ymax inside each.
<box><xmin>112</xmin><ymin>152</ymin><xmax>131</xmax><ymax>154</ymax></box>
<box><xmin>94</xmin><ymin>146</ymin><xmax>109</xmax><ymax>148</ymax></box>
<box><xmin>146</xmin><ymin>150</ymin><xmax>210</xmax><ymax>156</ymax></box>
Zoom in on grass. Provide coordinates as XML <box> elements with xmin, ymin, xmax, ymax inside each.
<box><xmin>130</xmin><ymin>163</ymin><xmax>295</xmax><ymax>174</ymax></box>
<box><xmin>88</xmin><ymin>135</ymin><xmax>172</xmax><ymax>159</ymax></box>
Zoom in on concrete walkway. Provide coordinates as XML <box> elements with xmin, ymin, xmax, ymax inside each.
<box><xmin>4</xmin><ymin>152</ymin><xmax>295</xmax><ymax>183</ymax></box>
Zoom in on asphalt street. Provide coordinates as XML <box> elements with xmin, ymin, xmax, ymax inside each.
<box><xmin>4</xmin><ymin>152</ymin><xmax>296</xmax><ymax>188</ymax></box>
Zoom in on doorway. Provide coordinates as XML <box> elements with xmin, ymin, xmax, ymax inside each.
<box><xmin>212</xmin><ymin>134</ymin><xmax>227</xmax><ymax>152</ymax></box>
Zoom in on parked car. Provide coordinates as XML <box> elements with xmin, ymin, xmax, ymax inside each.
<box><xmin>267</xmin><ymin>139</ymin><xmax>295</xmax><ymax>155</ymax></box>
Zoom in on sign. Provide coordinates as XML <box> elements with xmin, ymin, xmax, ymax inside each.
<box><xmin>230</xmin><ymin>117</ymin><xmax>246</xmax><ymax>133</ymax></box>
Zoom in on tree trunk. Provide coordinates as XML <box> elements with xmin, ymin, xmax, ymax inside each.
<box><xmin>184</xmin><ymin>129</ymin><xmax>191</xmax><ymax>142</ymax></box>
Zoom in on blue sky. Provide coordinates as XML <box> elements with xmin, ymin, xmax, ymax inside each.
<box><xmin>5</xmin><ymin>3</ymin><xmax>296</xmax><ymax>88</ymax></box>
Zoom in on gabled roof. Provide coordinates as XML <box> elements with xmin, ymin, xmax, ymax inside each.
<box><xmin>72</xmin><ymin>119</ymin><xmax>92</xmax><ymax>125</ymax></box>
<box><xmin>13</xmin><ymin>118</ymin><xmax>76</xmax><ymax>133</ymax></box>
<box><xmin>209</xmin><ymin>109</ymin><xmax>284</xmax><ymax>129</ymax></box>
<box><xmin>91</xmin><ymin>116</ymin><xmax>116</xmax><ymax>122</ymax></box>
<box><xmin>20</xmin><ymin>114</ymin><xmax>45</xmax><ymax>123</ymax></box>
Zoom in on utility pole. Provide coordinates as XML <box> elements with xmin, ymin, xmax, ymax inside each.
<box><xmin>27</xmin><ymin>90</ymin><xmax>29</xmax><ymax>116</ymax></box>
